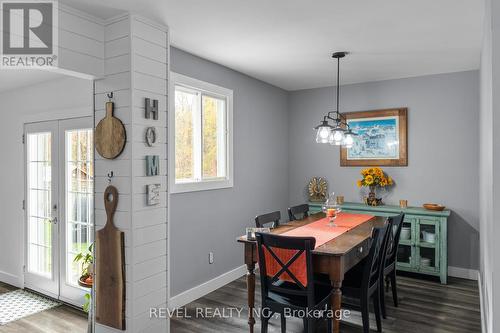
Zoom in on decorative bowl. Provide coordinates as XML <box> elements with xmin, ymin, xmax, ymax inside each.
<box><xmin>423</xmin><ymin>203</ymin><xmax>445</xmax><ymax>211</ymax></box>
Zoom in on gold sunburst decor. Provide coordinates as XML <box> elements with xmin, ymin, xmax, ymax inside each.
<box><xmin>308</xmin><ymin>177</ymin><xmax>328</xmax><ymax>202</ymax></box>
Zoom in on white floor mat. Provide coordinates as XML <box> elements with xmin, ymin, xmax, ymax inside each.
<box><xmin>0</xmin><ymin>289</ymin><xmax>60</xmax><ymax>325</ymax></box>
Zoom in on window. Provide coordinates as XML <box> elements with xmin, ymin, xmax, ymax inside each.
<box><xmin>170</xmin><ymin>73</ymin><xmax>233</xmax><ymax>193</ymax></box>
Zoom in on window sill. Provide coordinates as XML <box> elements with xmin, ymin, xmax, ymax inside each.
<box><xmin>170</xmin><ymin>179</ymin><xmax>234</xmax><ymax>194</ymax></box>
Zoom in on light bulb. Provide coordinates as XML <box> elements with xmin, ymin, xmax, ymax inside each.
<box><xmin>316</xmin><ymin>126</ymin><xmax>331</xmax><ymax>143</ymax></box>
<box><xmin>332</xmin><ymin>130</ymin><xmax>344</xmax><ymax>145</ymax></box>
<box><xmin>343</xmin><ymin>133</ymin><xmax>354</xmax><ymax>148</ymax></box>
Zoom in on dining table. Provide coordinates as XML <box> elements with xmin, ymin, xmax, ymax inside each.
<box><xmin>237</xmin><ymin>211</ymin><xmax>386</xmax><ymax>333</ymax></box>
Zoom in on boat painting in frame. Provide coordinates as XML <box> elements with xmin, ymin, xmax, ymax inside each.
<box><xmin>340</xmin><ymin>108</ymin><xmax>408</xmax><ymax>166</ymax></box>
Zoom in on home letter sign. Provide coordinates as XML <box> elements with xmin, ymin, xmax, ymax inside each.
<box><xmin>146</xmin><ymin>155</ymin><xmax>160</xmax><ymax>176</ymax></box>
<box><xmin>145</xmin><ymin>98</ymin><xmax>159</xmax><ymax>120</ymax></box>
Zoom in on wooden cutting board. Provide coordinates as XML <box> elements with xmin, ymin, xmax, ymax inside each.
<box><xmin>95</xmin><ymin>102</ymin><xmax>126</xmax><ymax>159</ymax></box>
<box><xmin>96</xmin><ymin>185</ymin><xmax>126</xmax><ymax>330</ymax></box>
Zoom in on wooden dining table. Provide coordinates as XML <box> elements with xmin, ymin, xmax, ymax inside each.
<box><xmin>237</xmin><ymin>212</ymin><xmax>386</xmax><ymax>333</ymax></box>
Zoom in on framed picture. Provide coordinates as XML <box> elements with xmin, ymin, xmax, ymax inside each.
<box><xmin>340</xmin><ymin>108</ymin><xmax>407</xmax><ymax>166</ymax></box>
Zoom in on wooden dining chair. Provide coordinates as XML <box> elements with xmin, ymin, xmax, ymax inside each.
<box><xmin>288</xmin><ymin>204</ymin><xmax>309</xmax><ymax>221</ymax></box>
<box><xmin>255</xmin><ymin>211</ymin><xmax>281</xmax><ymax>228</ymax></box>
<box><xmin>380</xmin><ymin>213</ymin><xmax>405</xmax><ymax>318</ymax></box>
<box><xmin>341</xmin><ymin>223</ymin><xmax>390</xmax><ymax>333</ymax></box>
<box><xmin>255</xmin><ymin>232</ymin><xmax>333</xmax><ymax>333</ymax></box>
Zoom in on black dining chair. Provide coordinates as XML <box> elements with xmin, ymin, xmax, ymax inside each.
<box><xmin>341</xmin><ymin>222</ymin><xmax>390</xmax><ymax>333</ymax></box>
<box><xmin>380</xmin><ymin>213</ymin><xmax>405</xmax><ymax>318</ymax></box>
<box><xmin>288</xmin><ymin>204</ymin><xmax>309</xmax><ymax>221</ymax></box>
<box><xmin>255</xmin><ymin>232</ymin><xmax>333</xmax><ymax>333</ymax></box>
<box><xmin>255</xmin><ymin>211</ymin><xmax>281</xmax><ymax>228</ymax></box>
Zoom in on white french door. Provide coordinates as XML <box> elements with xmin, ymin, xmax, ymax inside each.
<box><xmin>24</xmin><ymin>117</ymin><xmax>94</xmax><ymax>307</ymax></box>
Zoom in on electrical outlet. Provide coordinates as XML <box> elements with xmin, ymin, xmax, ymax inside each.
<box><xmin>208</xmin><ymin>252</ymin><xmax>214</xmax><ymax>264</ymax></box>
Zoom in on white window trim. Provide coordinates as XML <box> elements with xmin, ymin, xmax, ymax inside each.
<box><xmin>169</xmin><ymin>72</ymin><xmax>234</xmax><ymax>194</ymax></box>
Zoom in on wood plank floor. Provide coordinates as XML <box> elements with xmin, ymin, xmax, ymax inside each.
<box><xmin>171</xmin><ymin>275</ymin><xmax>481</xmax><ymax>333</ymax></box>
<box><xmin>0</xmin><ymin>282</ymin><xmax>87</xmax><ymax>333</ymax></box>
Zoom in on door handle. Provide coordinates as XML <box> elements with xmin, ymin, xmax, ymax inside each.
<box><xmin>50</xmin><ymin>217</ymin><xmax>58</xmax><ymax>225</ymax></box>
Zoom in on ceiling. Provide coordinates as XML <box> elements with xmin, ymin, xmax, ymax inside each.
<box><xmin>66</xmin><ymin>1</ymin><xmax>485</xmax><ymax>90</ymax></box>
<box><xmin>0</xmin><ymin>70</ymin><xmax>65</xmax><ymax>93</ymax></box>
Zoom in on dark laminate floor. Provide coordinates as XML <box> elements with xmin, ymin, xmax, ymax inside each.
<box><xmin>171</xmin><ymin>275</ymin><xmax>481</xmax><ymax>333</ymax></box>
<box><xmin>0</xmin><ymin>282</ymin><xmax>87</xmax><ymax>333</ymax></box>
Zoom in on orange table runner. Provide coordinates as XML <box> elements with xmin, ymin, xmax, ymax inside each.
<box><xmin>263</xmin><ymin>213</ymin><xmax>374</xmax><ymax>286</ymax></box>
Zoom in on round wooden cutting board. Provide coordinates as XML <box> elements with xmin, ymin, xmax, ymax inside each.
<box><xmin>95</xmin><ymin>102</ymin><xmax>126</xmax><ymax>159</ymax></box>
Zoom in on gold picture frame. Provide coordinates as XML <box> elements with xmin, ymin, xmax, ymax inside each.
<box><xmin>340</xmin><ymin>108</ymin><xmax>408</xmax><ymax>167</ymax></box>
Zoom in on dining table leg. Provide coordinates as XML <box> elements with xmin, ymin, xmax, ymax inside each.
<box><xmin>246</xmin><ymin>261</ymin><xmax>256</xmax><ymax>333</ymax></box>
<box><xmin>331</xmin><ymin>280</ymin><xmax>342</xmax><ymax>333</ymax></box>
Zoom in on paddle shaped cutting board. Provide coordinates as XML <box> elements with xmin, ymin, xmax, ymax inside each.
<box><xmin>96</xmin><ymin>185</ymin><xmax>126</xmax><ymax>330</ymax></box>
<box><xmin>95</xmin><ymin>101</ymin><xmax>126</xmax><ymax>159</ymax></box>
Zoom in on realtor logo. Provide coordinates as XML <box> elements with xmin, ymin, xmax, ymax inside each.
<box><xmin>1</xmin><ymin>0</ymin><xmax>58</xmax><ymax>68</ymax></box>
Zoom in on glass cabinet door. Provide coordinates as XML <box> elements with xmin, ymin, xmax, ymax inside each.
<box><xmin>416</xmin><ymin>218</ymin><xmax>440</xmax><ymax>273</ymax></box>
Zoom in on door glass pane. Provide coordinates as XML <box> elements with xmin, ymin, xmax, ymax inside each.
<box><xmin>175</xmin><ymin>87</ymin><xmax>196</xmax><ymax>182</ymax></box>
<box><xmin>65</xmin><ymin>129</ymin><xmax>94</xmax><ymax>286</ymax></box>
<box><xmin>27</xmin><ymin>132</ymin><xmax>52</xmax><ymax>278</ymax></box>
<box><xmin>202</xmin><ymin>95</ymin><xmax>226</xmax><ymax>179</ymax></box>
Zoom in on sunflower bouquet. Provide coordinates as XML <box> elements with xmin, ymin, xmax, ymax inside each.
<box><xmin>357</xmin><ymin>167</ymin><xmax>393</xmax><ymax>206</ymax></box>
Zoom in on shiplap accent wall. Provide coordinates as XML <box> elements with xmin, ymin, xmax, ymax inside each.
<box><xmin>58</xmin><ymin>4</ymin><xmax>105</xmax><ymax>78</ymax></box>
<box><xmin>94</xmin><ymin>15</ymin><xmax>169</xmax><ymax>333</ymax></box>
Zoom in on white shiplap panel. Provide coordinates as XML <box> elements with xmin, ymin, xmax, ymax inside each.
<box><xmin>133</xmin><ymin>255</ymin><xmax>167</xmax><ymax>282</ymax></box>
<box><xmin>132</xmin><ymin>271</ymin><xmax>167</xmax><ymax>300</ymax></box>
<box><xmin>132</xmin><ymin>19</ymin><xmax>167</xmax><ymax>48</ymax></box>
<box><xmin>105</xmin><ymin>54</ymin><xmax>131</xmax><ymax>76</ymax></box>
<box><xmin>133</xmin><ymin>37</ymin><xmax>167</xmax><ymax>64</ymax></box>
<box><xmin>95</xmin><ymin>72</ymin><xmax>131</xmax><ymax>93</ymax></box>
<box><xmin>94</xmin><ymin>143</ymin><xmax>132</xmax><ymax>161</ymax></box>
<box><xmin>58</xmin><ymin>48</ymin><xmax>104</xmax><ymax>77</ymax></box>
<box><xmin>132</xmin><ymin>287</ymin><xmax>168</xmax><ymax>317</ymax></box>
<box><xmin>132</xmin><ymin>303</ymin><xmax>167</xmax><ymax>333</ymax></box>
<box><xmin>94</xmin><ymin>156</ymin><xmax>132</xmax><ymax>177</ymax></box>
<box><xmin>59</xmin><ymin>10</ymin><xmax>104</xmax><ymax>42</ymax></box>
<box><xmin>59</xmin><ymin>30</ymin><xmax>104</xmax><ymax>59</ymax></box>
<box><xmin>133</xmin><ymin>192</ymin><xmax>167</xmax><ymax>211</ymax></box>
<box><xmin>134</xmin><ymin>72</ymin><xmax>167</xmax><ymax>95</ymax></box>
<box><xmin>105</xmin><ymin>36</ymin><xmax>130</xmax><ymax>58</ymax></box>
<box><xmin>105</xmin><ymin>17</ymin><xmax>130</xmax><ymax>42</ymax></box>
<box><xmin>95</xmin><ymin>90</ymin><xmax>131</xmax><ymax>110</ymax></box>
<box><xmin>131</xmin><ymin>125</ymin><xmax>167</xmax><ymax>144</ymax></box>
<box><xmin>131</xmin><ymin>110</ymin><xmax>168</xmax><ymax>127</ymax></box>
<box><xmin>133</xmin><ymin>224</ymin><xmax>167</xmax><ymax>247</ymax></box>
<box><xmin>133</xmin><ymin>240</ymin><xmax>167</xmax><ymax>265</ymax></box>
<box><xmin>134</xmin><ymin>54</ymin><xmax>167</xmax><ymax>79</ymax></box>
<box><xmin>133</xmin><ymin>208</ymin><xmax>167</xmax><ymax>229</ymax></box>
<box><xmin>132</xmin><ymin>176</ymin><xmax>167</xmax><ymax>194</ymax></box>
<box><xmin>94</xmin><ymin>176</ymin><xmax>132</xmax><ymax>194</ymax></box>
<box><xmin>132</xmin><ymin>142</ymin><xmax>167</xmax><ymax>157</ymax></box>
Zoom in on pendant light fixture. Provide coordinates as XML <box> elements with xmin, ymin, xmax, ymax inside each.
<box><xmin>314</xmin><ymin>52</ymin><xmax>356</xmax><ymax>147</ymax></box>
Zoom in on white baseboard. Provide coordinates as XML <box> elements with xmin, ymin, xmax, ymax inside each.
<box><xmin>0</xmin><ymin>270</ymin><xmax>22</xmax><ymax>288</ymax></box>
<box><xmin>448</xmin><ymin>266</ymin><xmax>478</xmax><ymax>280</ymax></box>
<box><xmin>168</xmin><ymin>265</ymin><xmax>247</xmax><ymax>309</ymax></box>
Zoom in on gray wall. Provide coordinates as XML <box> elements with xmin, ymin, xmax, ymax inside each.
<box><xmin>170</xmin><ymin>47</ymin><xmax>289</xmax><ymax>296</ymax></box>
<box><xmin>288</xmin><ymin>71</ymin><xmax>479</xmax><ymax>271</ymax></box>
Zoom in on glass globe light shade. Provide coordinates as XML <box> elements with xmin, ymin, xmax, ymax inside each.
<box><xmin>316</xmin><ymin>126</ymin><xmax>331</xmax><ymax>143</ymax></box>
<box><xmin>343</xmin><ymin>133</ymin><xmax>354</xmax><ymax>148</ymax></box>
<box><xmin>330</xmin><ymin>128</ymin><xmax>344</xmax><ymax>145</ymax></box>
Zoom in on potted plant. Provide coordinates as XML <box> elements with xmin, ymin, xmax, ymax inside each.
<box><xmin>74</xmin><ymin>243</ymin><xmax>93</xmax><ymax>313</ymax></box>
<box><xmin>357</xmin><ymin>167</ymin><xmax>394</xmax><ymax>206</ymax></box>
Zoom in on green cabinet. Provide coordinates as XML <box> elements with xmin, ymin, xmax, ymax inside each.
<box><xmin>308</xmin><ymin>201</ymin><xmax>450</xmax><ymax>284</ymax></box>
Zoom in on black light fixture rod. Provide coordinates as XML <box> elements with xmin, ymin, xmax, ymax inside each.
<box><xmin>336</xmin><ymin>55</ymin><xmax>340</xmax><ymax>115</ymax></box>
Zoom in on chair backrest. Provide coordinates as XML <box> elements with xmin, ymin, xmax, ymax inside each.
<box><xmin>288</xmin><ymin>204</ymin><xmax>309</xmax><ymax>221</ymax></box>
<box><xmin>384</xmin><ymin>213</ymin><xmax>405</xmax><ymax>268</ymax></box>
<box><xmin>256</xmin><ymin>232</ymin><xmax>316</xmax><ymax>308</ymax></box>
<box><xmin>255</xmin><ymin>211</ymin><xmax>281</xmax><ymax>228</ymax></box>
<box><xmin>362</xmin><ymin>224</ymin><xmax>389</xmax><ymax>292</ymax></box>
